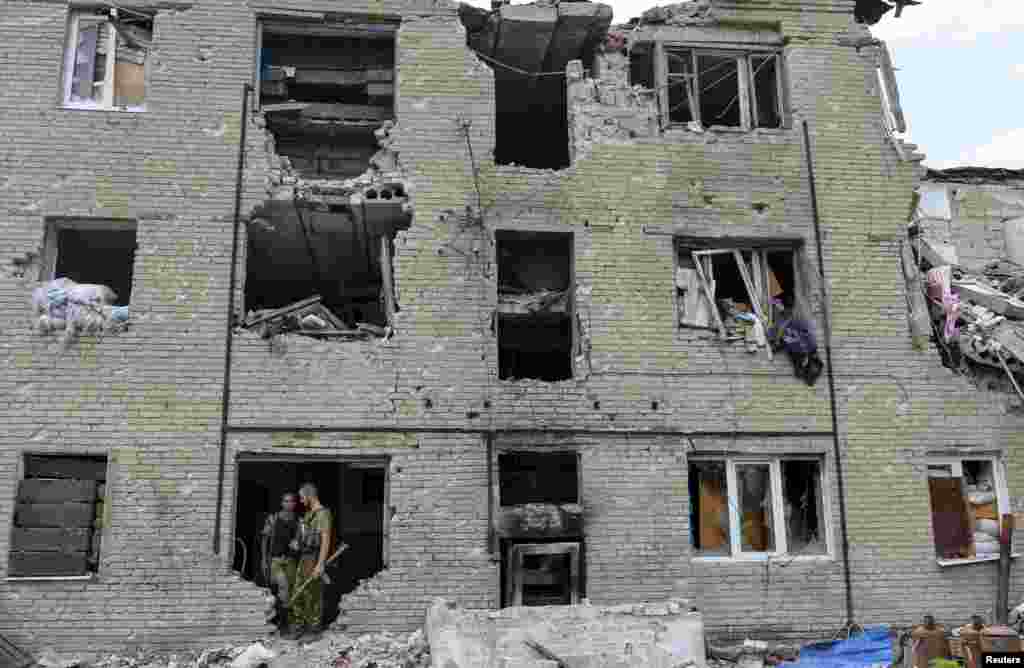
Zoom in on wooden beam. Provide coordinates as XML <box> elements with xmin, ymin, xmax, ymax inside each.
<box><xmin>692</xmin><ymin>251</ymin><xmax>727</xmax><ymax>338</ymax></box>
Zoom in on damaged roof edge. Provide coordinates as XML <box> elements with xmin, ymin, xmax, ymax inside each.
<box><xmin>926</xmin><ymin>167</ymin><xmax>1024</xmax><ymax>184</ymax></box>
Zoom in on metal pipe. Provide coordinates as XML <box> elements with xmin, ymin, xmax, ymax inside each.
<box><xmin>802</xmin><ymin>119</ymin><xmax>855</xmax><ymax>627</ymax></box>
<box><xmin>213</xmin><ymin>82</ymin><xmax>252</xmax><ymax>555</ymax></box>
<box><xmin>226</xmin><ymin>425</ymin><xmax>835</xmax><ymax>438</ymax></box>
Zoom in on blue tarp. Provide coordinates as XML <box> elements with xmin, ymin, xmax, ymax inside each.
<box><xmin>779</xmin><ymin>626</ymin><xmax>892</xmax><ymax>668</ymax></box>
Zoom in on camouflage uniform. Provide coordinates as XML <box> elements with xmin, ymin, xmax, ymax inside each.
<box><xmin>291</xmin><ymin>507</ymin><xmax>334</xmax><ymax>628</ymax></box>
<box><xmin>261</xmin><ymin>511</ymin><xmax>299</xmax><ymax>626</ymax></box>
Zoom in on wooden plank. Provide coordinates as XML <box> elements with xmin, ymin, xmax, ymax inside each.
<box><xmin>8</xmin><ymin>552</ymin><xmax>89</xmax><ymax>577</ymax></box>
<box><xmin>692</xmin><ymin>251</ymin><xmax>727</xmax><ymax>338</ymax></box>
<box><xmin>301</xmin><ymin>103</ymin><xmax>392</xmax><ymax>122</ymax></box>
<box><xmin>380</xmin><ymin>236</ymin><xmax>396</xmax><ymax>325</ymax></box>
<box><xmin>15</xmin><ymin>503</ymin><xmax>94</xmax><ymax>529</ymax></box>
<box><xmin>11</xmin><ymin>528</ymin><xmax>91</xmax><ymax>553</ymax></box>
<box><xmin>653</xmin><ymin>41</ymin><xmax>668</xmax><ymax>129</ymax></box>
<box><xmin>24</xmin><ymin>456</ymin><xmax>106</xmax><ymax>481</ymax></box>
<box><xmin>18</xmin><ymin>479</ymin><xmax>97</xmax><ymax>504</ymax></box>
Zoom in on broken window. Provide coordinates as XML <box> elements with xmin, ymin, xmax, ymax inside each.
<box><xmin>505</xmin><ymin>542</ymin><xmax>581</xmax><ymax>607</ymax></box>
<box><xmin>644</xmin><ymin>47</ymin><xmax>783</xmax><ymax>130</ymax></box>
<box><xmin>234</xmin><ymin>456</ymin><xmax>390</xmax><ymax>624</ymax></box>
<box><xmin>43</xmin><ymin>219</ymin><xmax>137</xmax><ymax>306</ymax></box>
<box><xmin>257</xmin><ymin>19</ymin><xmax>396</xmax><ymax>179</ymax></box>
<box><xmin>9</xmin><ymin>455</ymin><xmax>108</xmax><ymax>578</ymax></box>
<box><xmin>876</xmin><ymin>42</ymin><xmax>906</xmax><ymax>134</ymax></box>
<box><xmin>926</xmin><ymin>458</ymin><xmax>1009</xmax><ymax>564</ymax></box>
<box><xmin>499</xmin><ymin>452</ymin><xmax>579</xmax><ymax>506</ymax></box>
<box><xmin>676</xmin><ymin>240</ymin><xmax>801</xmax><ymax>340</ymax></box>
<box><xmin>916</xmin><ymin>186</ymin><xmax>952</xmax><ymax>221</ymax></box>
<box><xmin>689</xmin><ymin>457</ymin><xmax>827</xmax><ymax>558</ymax></box>
<box><xmin>243</xmin><ymin>187</ymin><xmax>406</xmax><ymax>338</ymax></box>
<box><xmin>496</xmin><ymin>231</ymin><xmax>574</xmax><ymax>381</ymax></box>
<box><xmin>62</xmin><ymin>9</ymin><xmax>151</xmax><ymax>111</ymax></box>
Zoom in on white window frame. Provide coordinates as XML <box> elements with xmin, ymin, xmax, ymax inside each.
<box><xmin>927</xmin><ymin>456</ymin><xmax>1017</xmax><ymax>567</ymax></box>
<box><xmin>62</xmin><ymin>10</ymin><xmax>147</xmax><ymax>112</ymax></box>
<box><xmin>656</xmin><ymin>46</ymin><xmax>784</xmax><ymax>131</ymax></box>
<box><xmin>692</xmin><ymin>455</ymin><xmax>833</xmax><ymax>561</ymax></box>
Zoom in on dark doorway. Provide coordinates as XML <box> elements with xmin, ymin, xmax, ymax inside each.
<box><xmin>233</xmin><ymin>457</ymin><xmax>387</xmax><ymax>625</ymax></box>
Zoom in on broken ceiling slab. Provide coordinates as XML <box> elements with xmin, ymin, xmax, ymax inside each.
<box><xmin>633</xmin><ymin>0</ymin><xmax>714</xmax><ymax>26</ymax></box>
<box><xmin>459</xmin><ymin>0</ymin><xmax>612</xmax><ymax>75</ymax></box>
<box><xmin>494</xmin><ymin>4</ymin><xmax>559</xmax><ymax>75</ymax></box>
<box><xmin>953</xmin><ymin>279</ymin><xmax>1024</xmax><ymax>319</ymax></box>
<box><xmin>927</xmin><ymin>167</ymin><xmax>1024</xmax><ymax>184</ymax></box>
<box><xmin>855</xmin><ymin>0</ymin><xmax>893</xmax><ymax>24</ymax></box>
<box><xmin>545</xmin><ymin>3</ymin><xmax>614</xmax><ymax>73</ymax></box>
<box><xmin>918</xmin><ymin>238</ymin><xmax>959</xmax><ymax>269</ymax></box>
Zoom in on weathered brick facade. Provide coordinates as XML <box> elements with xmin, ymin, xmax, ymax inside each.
<box><xmin>2</xmin><ymin>0</ymin><xmax>1023</xmax><ymax>654</ymax></box>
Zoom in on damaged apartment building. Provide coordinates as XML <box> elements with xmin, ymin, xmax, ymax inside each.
<box><xmin>4</xmin><ymin>0</ymin><xmax>1024</xmax><ymax>655</ymax></box>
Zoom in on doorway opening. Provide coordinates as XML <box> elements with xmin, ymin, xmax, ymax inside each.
<box><xmin>233</xmin><ymin>455</ymin><xmax>389</xmax><ymax>624</ymax></box>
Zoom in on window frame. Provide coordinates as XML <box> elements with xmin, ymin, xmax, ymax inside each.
<box><xmin>673</xmin><ymin>238</ymin><xmax>806</xmax><ymax>338</ymax></box>
<box><xmin>656</xmin><ymin>45</ymin><xmax>784</xmax><ymax>131</ymax></box>
<box><xmin>691</xmin><ymin>455</ymin><xmax>833</xmax><ymax>562</ymax></box>
<box><xmin>61</xmin><ymin>9</ymin><xmax>149</xmax><ymax>113</ymax></box>
<box><xmin>7</xmin><ymin>453</ymin><xmax>110</xmax><ymax>582</ymax></box>
<box><xmin>927</xmin><ymin>456</ymin><xmax>1015</xmax><ymax>567</ymax></box>
<box><xmin>41</xmin><ymin>218</ymin><xmax>139</xmax><ymax>305</ymax></box>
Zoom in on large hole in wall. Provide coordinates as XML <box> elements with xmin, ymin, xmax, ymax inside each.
<box><xmin>495</xmin><ymin>74</ymin><xmax>569</xmax><ymax>169</ymax></box>
<box><xmin>258</xmin><ymin>19</ymin><xmax>396</xmax><ymax>179</ymax></box>
<box><xmin>499</xmin><ymin>451</ymin><xmax>580</xmax><ymax>506</ymax></box>
<box><xmin>496</xmin><ymin>230</ymin><xmax>574</xmax><ymax>381</ymax></box>
<box><xmin>234</xmin><ymin>457</ymin><xmax>388</xmax><ymax>626</ymax></box>
<box><xmin>245</xmin><ymin>193</ymin><xmax>406</xmax><ymax>330</ymax></box>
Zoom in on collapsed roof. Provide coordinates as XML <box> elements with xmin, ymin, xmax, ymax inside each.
<box><xmin>926</xmin><ymin>168</ymin><xmax>1024</xmax><ymax>184</ymax></box>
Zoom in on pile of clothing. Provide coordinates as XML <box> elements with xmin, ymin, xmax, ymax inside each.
<box><xmin>768</xmin><ymin>318</ymin><xmax>824</xmax><ymax>386</ymax></box>
<box><xmin>31</xmin><ymin>278</ymin><xmax>129</xmax><ymax>347</ymax></box>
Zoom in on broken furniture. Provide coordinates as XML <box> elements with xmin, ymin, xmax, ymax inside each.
<box><xmin>242</xmin><ymin>295</ymin><xmax>384</xmax><ymax>340</ymax></box>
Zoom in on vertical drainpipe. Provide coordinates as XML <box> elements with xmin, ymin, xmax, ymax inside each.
<box><xmin>213</xmin><ymin>83</ymin><xmax>252</xmax><ymax>555</ymax></box>
<box><xmin>802</xmin><ymin>120</ymin><xmax>856</xmax><ymax>627</ymax></box>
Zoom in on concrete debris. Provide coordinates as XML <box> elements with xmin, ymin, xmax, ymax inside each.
<box><xmin>633</xmin><ymin>0</ymin><xmax>714</xmax><ymax>26</ymax></box>
<box><xmin>228</xmin><ymin>643</ymin><xmax>275</xmax><ymax>668</ymax></box>
<box><xmin>242</xmin><ymin>295</ymin><xmax>386</xmax><ymax>341</ymax></box>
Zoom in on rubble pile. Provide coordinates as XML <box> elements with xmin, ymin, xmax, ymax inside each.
<box><xmin>910</xmin><ymin>232</ymin><xmax>1024</xmax><ymax>404</ymax></box>
<box><xmin>29</xmin><ymin>629</ymin><xmax>431</xmax><ymax>668</ymax></box>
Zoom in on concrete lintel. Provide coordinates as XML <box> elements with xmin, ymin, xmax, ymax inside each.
<box><xmin>629</xmin><ymin>25</ymin><xmax>783</xmax><ymax>47</ymax></box>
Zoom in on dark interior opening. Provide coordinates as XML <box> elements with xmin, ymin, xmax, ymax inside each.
<box><xmin>689</xmin><ymin>461</ymin><xmax>730</xmax><ymax>555</ymax></box>
<box><xmin>698</xmin><ymin>54</ymin><xmax>741</xmax><ymax>128</ymax></box>
<box><xmin>781</xmin><ymin>460</ymin><xmax>825</xmax><ymax>554</ymax></box>
<box><xmin>629</xmin><ymin>45</ymin><xmax>654</xmax><ymax>89</ymax></box>
<box><xmin>499</xmin><ymin>451</ymin><xmax>579</xmax><ymax>506</ymax></box>
<box><xmin>54</xmin><ymin>227</ymin><xmax>136</xmax><ymax>306</ymax></box>
<box><xmin>260</xmin><ymin>25</ymin><xmax>395</xmax><ymax>180</ymax></box>
<box><xmin>494</xmin><ymin>74</ymin><xmax>569</xmax><ymax>169</ymax></box>
<box><xmin>499</xmin><ymin>538</ymin><xmax>584</xmax><ymax>608</ymax></box>
<box><xmin>245</xmin><ymin>201</ymin><xmax>407</xmax><ymax>328</ymax></box>
<box><xmin>496</xmin><ymin>231</ymin><xmax>573</xmax><ymax>381</ymax></box>
<box><xmin>751</xmin><ymin>54</ymin><xmax>781</xmax><ymax>129</ymax></box>
<box><xmin>234</xmin><ymin>459</ymin><xmax>387</xmax><ymax>626</ymax></box>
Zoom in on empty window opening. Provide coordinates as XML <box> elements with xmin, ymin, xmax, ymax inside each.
<box><xmin>499</xmin><ymin>452</ymin><xmax>580</xmax><ymax>506</ymax></box>
<box><xmin>244</xmin><ymin>199</ymin><xmax>405</xmax><ymax>337</ymax></box>
<box><xmin>689</xmin><ymin>461</ymin><xmax>731</xmax><ymax>556</ymax></box>
<box><xmin>258</xmin><ymin>20</ymin><xmax>396</xmax><ymax>180</ymax></box>
<box><xmin>234</xmin><ymin>458</ymin><xmax>389</xmax><ymax>626</ymax></box>
<box><xmin>781</xmin><ymin>460</ymin><xmax>826</xmax><ymax>555</ymax></box>
<box><xmin>689</xmin><ymin>457</ymin><xmax>827</xmax><ymax>558</ymax></box>
<box><xmin>643</xmin><ymin>48</ymin><xmax>783</xmax><ymax>130</ymax></box>
<box><xmin>496</xmin><ymin>231</ymin><xmax>574</xmax><ymax>381</ymax></box>
<box><xmin>503</xmin><ymin>541</ymin><xmax>582</xmax><ymax>607</ymax></box>
<box><xmin>9</xmin><ymin>454</ymin><xmax>108</xmax><ymax>578</ymax></box>
<box><xmin>63</xmin><ymin>9</ymin><xmax>151</xmax><ymax>111</ymax></box>
<box><xmin>45</xmin><ymin>220</ymin><xmax>137</xmax><ymax>306</ymax></box>
<box><xmin>926</xmin><ymin>458</ymin><xmax>1008</xmax><ymax>563</ymax></box>
<box><xmin>494</xmin><ymin>74</ymin><xmax>569</xmax><ymax>169</ymax></box>
<box><xmin>676</xmin><ymin>241</ymin><xmax>799</xmax><ymax>340</ymax></box>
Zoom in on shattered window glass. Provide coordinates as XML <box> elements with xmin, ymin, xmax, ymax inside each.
<box><xmin>781</xmin><ymin>460</ymin><xmax>825</xmax><ymax>555</ymax></box>
<box><xmin>70</xmin><ymin>16</ymin><xmax>106</xmax><ymax>103</ymax></box>
<box><xmin>689</xmin><ymin>461</ymin><xmax>731</xmax><ymax>555</ymax></box>
<box><xmin>918</xmin><ymin>187</ymin><xmax>952</xmax><ymax>220</ymax></box>
<box><xmin>750</xmin><ymin>54</ymin><xmax>781</xmax><ymax>129</ymax></box>
<box><xmin>697</xmin><ymin>54</ymin><xmax>741</xmax><ymax>127</ymax></box>
<box><xmin>65</xmin><ymin>13</ymin><xmax>150</xmax><ymax>109</ymax></box>
<box><xmin>666</xmin><ymin>49</ymin><xmax>695</xmax><ymax>124</ymax></box>
<box><xmin>736</xmin><ymin>463</ymin><xmax>774</xmax><ymax>552</ymax></box>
